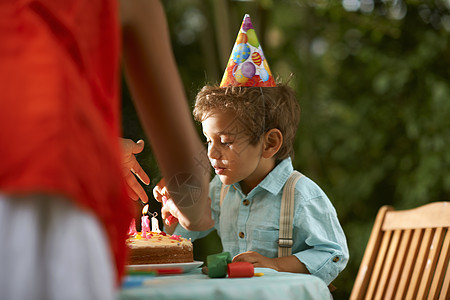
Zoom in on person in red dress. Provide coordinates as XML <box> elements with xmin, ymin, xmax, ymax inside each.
<box><xmin>0</xmin><ymin>0</ymin><xmax>212</xmax><ymax>299</ymax></box>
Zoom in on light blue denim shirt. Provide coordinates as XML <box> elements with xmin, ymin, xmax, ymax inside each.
<box><xmin>173</xmin><ymin>157</ymin><xmax>349</xmax><ymax>285</ymax></box>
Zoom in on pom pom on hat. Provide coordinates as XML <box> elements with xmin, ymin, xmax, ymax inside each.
<box><xmin>220</xmin><ymin>14</ymin><xmax>276</xmax><ymax>87</ymax></box>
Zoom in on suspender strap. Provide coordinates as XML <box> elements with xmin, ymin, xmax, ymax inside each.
<box><xmin>278</xmin><ymin>171</ymin><xmax>303</xmax><ymax>257</ymax></box>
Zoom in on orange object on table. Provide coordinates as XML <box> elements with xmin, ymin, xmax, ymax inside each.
<box><xmin>227</xmin><ymin>262</ymin><xmax>254</xmax><ymax>278</ymax></box>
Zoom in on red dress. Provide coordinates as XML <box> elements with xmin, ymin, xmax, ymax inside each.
<box><xmin>0</xmin><ymin>0</ymin><xmax>131</xmax><ymax>281</ymax></box>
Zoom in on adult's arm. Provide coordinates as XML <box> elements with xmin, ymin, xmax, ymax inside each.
<box><xmin>120</xmin><ymin>0</ymin><xmax>212</xmax><ymax>231</ymax></box>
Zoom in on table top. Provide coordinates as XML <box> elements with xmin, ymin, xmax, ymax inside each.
<box><xmin>119</xmin><ymin>266</ymin><xmax>331</xmax><ymax>300</ymax></box>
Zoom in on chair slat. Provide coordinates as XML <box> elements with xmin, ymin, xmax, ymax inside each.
<box><xmin>350</xmin><ymin>206</ymin><xmax>393</xmax><ymax>300</ymax></box>
<box><xmin>406</xmin><ymin>228</ymin><xmax>433</xmax><ymax>300</ymax></box>
<box><xmin>385</xmin><ymin>229</ymin><xmax>411</xmax><ymax>299</ymax></box>
<box><xmin>429</xmin><ymin>228</ymin><xmax>449</xmax><ymax>299</ymax></box>
<box><xmin>374</xmin><ymin>230</ymin><xmax>401</xmax><ymax>299</ymax></box>
<box><xmin>417</xmin><ymin>227</ymin><xmax>446</xmax><ymax>299</ymax></box>
<box><xmin>395</xmin><ymin>229</ymin><xmax>423</xmax><ymax>300</ymax></box>
<box><xmin>365</xmin><ymin>230</ymin><xmax>392</xmax><ymax>300</ymax></box>
<box><xmin>438</xmin><ymin>259</ymin><xmax>450</xmax><ymax>300</ymax></box>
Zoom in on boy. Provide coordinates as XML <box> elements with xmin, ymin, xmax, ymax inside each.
<box><xmin>155</xmin><ymin>15</ymin><xmax>348</xmax><ymax>286</ymax></box>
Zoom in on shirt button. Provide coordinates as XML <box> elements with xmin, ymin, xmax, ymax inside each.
<box><xmin>239</xmin><ymin>232</ymin><xmax>245</xmax><ymax>239</ymax></box>
<box><xmin>333</xmin><ymin>256</ymin><xmax>340</xmax><ymax>262</ymax></box>
<box><xmin>243</xmin><ymin>199</ymin><xmax>250</xmax><ymax>206</ymax></box>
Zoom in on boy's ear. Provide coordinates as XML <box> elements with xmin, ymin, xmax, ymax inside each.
<box><xmin>262</xmin><ymin>128</ymin><xmax>283</xmax><ymax>159</ymax></box>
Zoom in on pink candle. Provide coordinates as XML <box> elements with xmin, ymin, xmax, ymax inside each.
<box><xmin>128</xmin><ymin>218</ymin><xmax>137</xmax><ymax>236</ymax></box>
<box><xmin>141</xmin><ymin>215</ymin><xmax>150</xmax><ymax>238</ymax></box>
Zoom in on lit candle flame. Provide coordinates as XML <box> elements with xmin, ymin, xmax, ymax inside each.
<box><xmin>142</xmin><ymin>204</ymin><xmax>149</xmax><ymax>215</ymax></box>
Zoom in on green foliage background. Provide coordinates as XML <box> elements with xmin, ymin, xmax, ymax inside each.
<box><xmin>122</xmin><ymin>1</ymin><xmax>450</xmax><ymax>298</ymax></box>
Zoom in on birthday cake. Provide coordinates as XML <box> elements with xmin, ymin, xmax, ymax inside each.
<box><xmin>126</xmin><ymin>231</ymin><xmax>193</xmax><ymax>265</ymax></box>
<box><xmin>126</xmin><ymin>214</ymin><xmax>193</xmax><ymax>265</ymax></box>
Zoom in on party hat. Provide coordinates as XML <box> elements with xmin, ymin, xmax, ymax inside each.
<box><xmin>220</xmin><ymin>14</ymin><xmax>276</xmax><ymax>87</ymax></box>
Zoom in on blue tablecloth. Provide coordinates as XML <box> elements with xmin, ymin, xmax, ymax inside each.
<box><xmin>119</xmin><ymin>267</ymin><xmax>331</xmax><ymax>300</ymax></box>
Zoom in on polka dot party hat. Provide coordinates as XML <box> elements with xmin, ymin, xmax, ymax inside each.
<box><xmin>220</xmin><ymin>14</ymin><xmax>276</xmax><ymax>87</ymax></box>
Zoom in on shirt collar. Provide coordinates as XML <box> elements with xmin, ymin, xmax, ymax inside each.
<box><xmin>255</xmin><ymin>157</ymin><xmax>294</xmax><ymax>196</ymax></box>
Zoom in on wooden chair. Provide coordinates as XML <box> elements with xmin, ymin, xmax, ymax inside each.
<box><xmin>350</xmin><ymin>202</ymin><xmax>450</xmax><ymax>300</ymax></box>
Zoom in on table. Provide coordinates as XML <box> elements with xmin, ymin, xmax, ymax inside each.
<box><xmin>119</xmin><ymin>267</ymin><xmax>331</xmax><ymax>300</ymax></box>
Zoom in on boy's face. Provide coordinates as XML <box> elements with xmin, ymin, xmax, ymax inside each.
<box><xmin>202</xmin><ymin>109</ymin><xmax>266</xmax><ymax>188</ymax></box>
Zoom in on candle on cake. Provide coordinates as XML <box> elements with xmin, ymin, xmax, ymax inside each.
<box><xmin>150</xmin><ymin>212</ymin><xmax>161</xmax><ymax>233</ymax></box>
<box><xmin>141</xmin><ymin>204</ymin><xmax>151</xmax><ymax>238</ymax></box>
<box><xmin>128</xmin><ymin>218</ymin><xmax>137</xmax><ymax>236</ymax></box>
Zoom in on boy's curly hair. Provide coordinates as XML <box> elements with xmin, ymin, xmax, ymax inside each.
<box><xmin>193</xmin><ymin>82</ymin><xmax>300</xmax><ymax>161</ymax></box>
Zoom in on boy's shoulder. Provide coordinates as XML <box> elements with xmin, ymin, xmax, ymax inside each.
<box><xmin>292</xmin><ymin>172</ymin><xmax>329</xmax><ymax>202</ymax></box>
